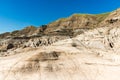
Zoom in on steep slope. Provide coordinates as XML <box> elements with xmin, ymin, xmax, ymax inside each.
<box><xmin>1</xmin><ymin>25</ymin><xmax>120</xmax><ymax>80</ymax></box>
<box><xmin>0</xmin><ymin>11</ymin><xmax>112</xmax><ymax>55</ymax></box>
<box><xmin>0</xmin><ymin>12</ymin><xmax>110</xmax><ymax>39</ymax></box>
<box><xmin>0</xmin><ymin>8</ymin><xmax>120</xmax><ymax>57</ymax></box>
<box><xmin>45</xmin><ymin>13</ymin><xmax>110</xmax><ymax>35</ymax></box>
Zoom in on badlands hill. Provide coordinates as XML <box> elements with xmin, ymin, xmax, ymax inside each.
<box><xmin>0</xmin><ymin>8</ymin><xmax>120</xmax><ymax>80</ymax></box>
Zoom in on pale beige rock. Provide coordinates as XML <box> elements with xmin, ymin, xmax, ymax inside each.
<box><xmin>1</xmin><ymin>8</ymin><xmax>120</xmax><ymax>80</ymax></box>
<box><xmin>1</xmin><ymin>26</ymin><xmax>120</xmax><ymax>80</ymax></box>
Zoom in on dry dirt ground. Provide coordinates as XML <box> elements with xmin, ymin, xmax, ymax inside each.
<box><xmin>1</xmin><ymin>27</ymin><xmax>120</xmax><ymax>80</ymax></box>
<box><xmin>1</xmin><ymin>45</ymin><xmax>120</xmax><ymax>80</ymax></box>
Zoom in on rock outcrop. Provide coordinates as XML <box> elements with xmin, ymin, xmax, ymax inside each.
<box><xmin>24</xmin><ymin>36</ymin><xmax>69</xmax><ymax>48</ymax></box>
<box><xmin>1</xmin><ymin>8</ymin><xmax>120</xmax><ymax>80</ymax></box>
<box><xmin>0</xmin><ymin>9</ymin><xmax>111</xmax><ymax>53</ymax></box>
<box><xmin>0</xmin><ymin>8</ymin><xmax>120</xmax><ymax>56</ymax></box>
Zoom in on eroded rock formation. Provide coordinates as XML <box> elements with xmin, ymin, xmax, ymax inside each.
<box><xmin>1</xmin><ymin>8</ymin><xmax>120</xmax><ymax>80</ymax></box>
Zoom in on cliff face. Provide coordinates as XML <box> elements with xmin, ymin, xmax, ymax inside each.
<box><xmin>0</xmin><ymin>8</ymin><xmax>120</xmax><ymax>56</ymax></box>
<box><xmin>2</xmin><ymin>8</ymin><xmax>120</xmax><ymax>39</ymax></box>
<box><xmin>45</xmin><ymin>13</ymin><xmax>108</xmax><ymax>33</ymax></box>
<box><xmin>0</xmin><ymin>12</ymin><xmax>110</xmax><ymax>39</ymax></box>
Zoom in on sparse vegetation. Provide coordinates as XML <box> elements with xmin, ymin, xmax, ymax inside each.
<box><xmin>95</xmin><ymin>12</ymin><xmax>110</xmax><ymax>23</ymax></box>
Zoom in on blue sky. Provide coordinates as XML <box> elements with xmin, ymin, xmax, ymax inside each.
<box><xmin>0</xmin><ymin>0</ymin><xmax>120</xmax><ymax>33</ymax></box>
